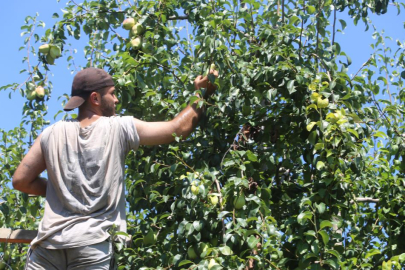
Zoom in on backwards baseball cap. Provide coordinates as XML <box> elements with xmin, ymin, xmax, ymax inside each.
<box><xmin>63</xmin><ymin>67</ymin><xmax>115</xmax><ymax>111</ymax></box>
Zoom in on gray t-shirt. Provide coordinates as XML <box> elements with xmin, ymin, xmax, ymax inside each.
<box><xmin>31</xmin><ymin>116</ymin><xmax>139</xmax><ymax>249</ymax></box>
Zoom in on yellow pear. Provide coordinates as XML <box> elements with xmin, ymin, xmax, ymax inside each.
<box><xmin>209</xmin><ymin>195</ymin><xmax>218</xmax><ymax>205</ymax></box>
<box><xmin>130</xmin><ymin>37</ymin><xmax>142</xmax><ymax>49</ymax></box>
<box><xmin>27</xmin><ymin>90</ymin><xmax>37</xmax><ymax>101</ymax></box>
<box><xmin>191</xmin><ymin>181</ymin><xmax>199</xmax><ymax>195</ymax></box>
<box><xmin>317</xmin><ymin>97</ymin><xmax>329</xmax><ymax>108</ymax></box>
<box><xmin>46</xmin><ymin>54</ymin><xmax>55</xmax><ymax>65</ymax></box>
<box><xmin>131</xmin><ymin>23</ymin><xmax>145</xmax><ymax>36</ymax></box>
<box><xmin>49</xmin><ymin>45</ymin><xmax>61</xmax><ymax>58</ymax></box>
<box><xmin>39</xmin><ymin>44</ymin><xmax>50</xmax><ymax>54</ymax></box>
<box><xmin>123</xmin><ymin>18</ymin><xmax>135</xmax><ymax>30</ymax></box>
<box><xmin>35</xmin><ymin>86</ymin><xmax>45</xmax><ymax>99</ymax></box>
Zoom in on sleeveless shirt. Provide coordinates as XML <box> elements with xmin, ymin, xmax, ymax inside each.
<box><xmin>31</xmin><ymin>116</ymin><xmax>139</xmax><ymax>248</ymax></box>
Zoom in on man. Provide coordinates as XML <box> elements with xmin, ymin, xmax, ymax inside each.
<box><xmin>12</xmin><ymin>67</ymin><xmax>218</xmax><ymax>269</ymax></box>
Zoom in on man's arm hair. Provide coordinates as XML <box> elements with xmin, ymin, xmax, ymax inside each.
<box><xmin>12</xmin><ymin>134</ymin><xmax>47</xmax><ymax>196</ymax></box>
<box><xmin>134</xmin><ymin>70</ymin><xmax>218</xmax><ymax>146</ymax></box>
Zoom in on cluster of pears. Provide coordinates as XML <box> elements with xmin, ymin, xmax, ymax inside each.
<box><xmin>122</xmin><ymin>18</ymin><xmax>153</xmax><ymax>53</ymax></box>
<box><xmin>26</xmin><ymin>82</ymin><xmax>46</xmax><ymax>101</ymax></box>
<box><xmin>190</xmin><ymin>180</ymin><xmax>219</xmax><ymax>206</ymax></box>
<box><xmin>311</xmin><ymin>91</ymin><xmax>329</xmax><ymax>109</ymax></box>
<box><xmin>39</xmin><ymin>44</ymin><xmax>61</xmax><ymax>65</ymax></box>
<box><xmin>187</xmin><ymin>243</ymin><xmax>219</xmax><ymax>269</ymax></box>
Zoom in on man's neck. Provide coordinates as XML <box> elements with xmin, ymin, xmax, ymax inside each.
<box><xmin>77</xmin><ymin>108</ymin><xmax>102</xmax><ymax>128</ymax></box>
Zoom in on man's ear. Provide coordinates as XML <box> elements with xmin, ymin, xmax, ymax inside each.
<box><xmin>89</xmin><ymin>92</ymin><xmax>101</xmax><ymax>106</ymax></box>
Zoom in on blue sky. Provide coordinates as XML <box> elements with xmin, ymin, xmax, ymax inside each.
<box><xmin>0</xmin><ymin>1</ymin><xmax>404</xmax><ymax>133</ymax></box>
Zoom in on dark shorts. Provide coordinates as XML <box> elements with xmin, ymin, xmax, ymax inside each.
<box><xmin>25</xmin><ymin>240</ymin><xmax>114</xmax><ymax>270</ymax></box>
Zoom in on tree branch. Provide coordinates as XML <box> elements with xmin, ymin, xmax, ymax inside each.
<box><xmin>332</xmin><ymin>8</ymin><xmax>336</xmax><ymax>47</ymax></box>
<box><xmin>281</xmin><ymin>0</ymin><xmax>285</xmax><ymax>23</ymax></box>
<box><xmin>299</xmin><ymin>0</ymin><xmax>305</xmax><ymax>56</ymax></box>
<box><xmin>214</xmin><ymin>178</ymin><xmax>225</xmax><ymax>242</ymax></box>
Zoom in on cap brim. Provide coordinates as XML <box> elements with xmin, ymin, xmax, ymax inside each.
<box><xmin>63</xmin><ymin>96</ymin><xmax>86</xmax><ymax>111</ymax></box>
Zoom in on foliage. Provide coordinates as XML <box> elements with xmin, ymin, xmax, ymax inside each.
<box><xmin>1</xmin><ymin>0</ymin><xmax>405</xmax><ymax>269</ymax></box>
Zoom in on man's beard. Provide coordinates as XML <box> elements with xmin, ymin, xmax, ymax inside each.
<box><xmin>100</xmin><ymin>97</ymin><xmax>115</xmax><ymax>117</ymax></box>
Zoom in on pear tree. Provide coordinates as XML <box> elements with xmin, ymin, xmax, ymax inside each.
<box><xmin>1</xmin><ymin>0</ymin><xmax>405</xmax><ymax>269</ymax></box>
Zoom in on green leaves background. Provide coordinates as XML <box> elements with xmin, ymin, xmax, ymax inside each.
<box><xmin>1</xmin><ymin>0</ymin><xmax>405</xmax><ymax>269</ymax></box>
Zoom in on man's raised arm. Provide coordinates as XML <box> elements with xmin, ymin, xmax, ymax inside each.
<box><xmin>134</xmin><ymin>70</ymin><xmax>218</xmax><ymax>146</ymax></box>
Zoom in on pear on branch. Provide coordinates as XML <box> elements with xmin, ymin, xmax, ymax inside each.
<box><xmin>35</xmin><ymin>86</ymin><xmax>45</xmax><ymax>99</ymax></box>
<box><xmin>46</xmin><ymin>54</ymin><xmax>55</xmax><ymax>65</ymax></box>
<box><xmin>130</xmin><ymin>37</ymin><xmax>142</xmax><ymax>50</ymax></box>
<box><xmin>234</xmin><ymin>193</ymin><xmax>246</xmax><ymax>210</ymax></box>
<box><xmin>49</xmin><ymin>45</ymin><xmax>62</xmax><ymax>59</ymax></box>
<box><xmin>122</xmin><ymin>18</ymin><xmax>135</xmax><ymax>30</ymax></box>
<box><xmin>39</xmin><ymin>44</ymin><xmax>50</xmax><ymax>54</ymax></box>
<box><xmin>130</xmin><ymin>23</ymin><xmax>145</xmax><ymax>37</ymax></box>
<box><xmin>26</xmin><ymin>90</ymin><xmax>37</xmax><ymax>101</ymax></box>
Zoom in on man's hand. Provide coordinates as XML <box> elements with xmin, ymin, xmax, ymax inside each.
<box><xmin>194</xmin><ymin>69</ymin><xmax>219</xmax><ymax>98</ymax></box>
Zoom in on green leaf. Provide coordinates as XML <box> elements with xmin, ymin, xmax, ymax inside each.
<box><xmin>305</xmin><ymin>230</ymin><xmax>316</xmax><ymax>237</ymax></box>
<box><xmin>308</xmin><ymin>131</ymin><xmax>317</xmax><ymax>145</ymax></box>
<box><xmin>401</xmin><ymin>71</ymin><xmax>405</xmax><ymax>80</ymax></box>
<box><xmin>320</xmin><ymin>220</ymin><xmax>333</xmax><ymax>230</ymax></box>
<box><xmin>325</xmin><ymin>258</ymin><xmax>339</xmax><ymax>269</ymax></box>
<box><xmin>289</xmin><ymin>16</ymin><xmax>300</xmax><ymax>25</ymax></box>
<box><xmin>316</xmin><ymin>161</ymin><xmax>325</xmax><ymax>170</ymax></box>
<box><xmin>327</xmin><ymin>249</ymin><xmax>341</xmax><ymax>259</ymax></box>
<box><xmin>189</xmin><ymin>95</ymin><xmax>199</xmax><ymax>105</ymax></box>
<box><xmin>311</xmin><ymin>241</ymin><xmax>320</xmax><ymax>254</ymax></box>
<box><xmin>373</xmin><ymin>131</ymin><xmax>387</xmax><ymax>139</ymax></box>
<box><xmin>297</xmin><ymin>211</ymin><xmax>312</xmax><ymax>225</ymax></box>
<box><xmin>307</xmin><ymin>122</ymin><xmax>317</xmax><ymax>131</ymax></box>
<box><xmin>349</xmin><ymin>113</ymin><xmax>362</xmax><ymax>123</ymax></box>
<box><xmin>246</xmin><ymin>150</ymin><xmax>258</xmax><ymax>162</ymax></box>
<box><xmin>339</xmin><ymin>19</ymin><xmax>347</xmax><ymax>30</ymax></box>
<box><xmin>347</xmin><ymin>128</ymin><xmax>359</xmax><ymax>139</ymax></box>
<box><xmin>319</xmin><ymin>230</ymin><xmax>329</xmax><ymax>245</ymax></box>
<box><xmin>315</xmin><ymin>143</ymin><xmax>324</xmax><ymax>151</ymax></box>
<box><xmin>247</xmin><ymin>235</ymin><xmax>260</xmax><ymax>249</ymax></box>
<box><xmin>306</xmin><ymin>104</ymin><xmax>318</xmax><ymax>111</ymax></box>
<box><xmin>193</xmin><ymin>221</ymin><xmax>202</xmax><ymax>231</ymax></box>
<box><xmin>219</xmin><ymin>246</ymin><xmax>233</xmax><ymax>255</ymax></box>
<box><xmin>365</xmin><ymin>249</ymin><xmax>381</xmax><ymax>259</ymax></box>
<box><xmin>382</xmin><ymin>261</ymin><xmax>392</xmax><ymax>270</ymax></box>
<box><xmin>223</xmin><ymin>160</ymin><xmax>235</xmax><ymax>167</ymax></box>
<box><xmin>178</xmin><ymin>260</ymin><xmax>193</xmax><ymax>266</ymax></box>
<box><xmin>287</xmin><ymin>80</ymin><xmax>296</xmax><ymax>94</ymax></box>
<box><xmin>315</xmin><ymin>203</ymin><xmax>326</xmax><ymax>214</ymax></box>
<box><xmin>113</xmin><ymin>231</ymin><xmax>130</xmax><ymax>238</ymax></box>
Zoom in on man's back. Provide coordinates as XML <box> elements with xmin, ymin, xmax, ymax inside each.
<box><xmin>31</xmin><ymin>116</ymin><xmax>139</xmax><ymax>249</ymax></box>
<box><xmin>13</xmin><ymin>67</ymin><xmax>218</xmax><ymax>269</ymax></box>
